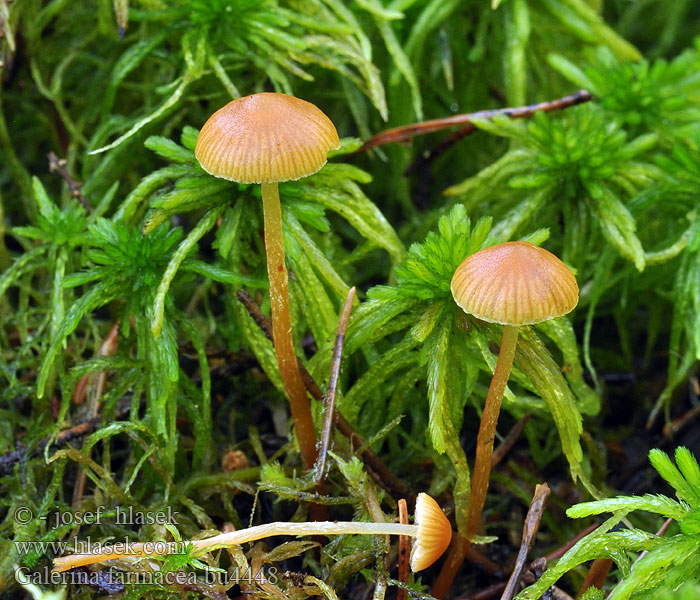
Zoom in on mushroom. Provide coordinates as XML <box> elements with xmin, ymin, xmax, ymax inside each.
<box><xmin>434</xmin><ymin>241</ymin><xmax>578</xmax><ymax>595</ymax></box>
<box><xmin>52</xmin><ymin>493</ymin><xmax>452</xmax><ymax>574</ymax></box>
<box><xmin>195</xmin><ymin>93</ymin><xmax>340</xmax><ymax>470</ymax></box>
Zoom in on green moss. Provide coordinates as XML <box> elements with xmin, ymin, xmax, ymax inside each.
<box><xmin>2</xmin><ymin>1</ymin><xmax>700</xmax><ymax>597</ymax></box>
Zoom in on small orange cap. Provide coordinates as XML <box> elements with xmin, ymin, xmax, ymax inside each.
<box><xmin>410</xmin><ymin>493</ymin><xmax>452</xmax><ymax>572</ymax></box>
<box><xmin>451</xmin><ymin>241</ymin><xmax>578</xmax><ymax>326</ymax></box>
<box><xmin>195</xmin><ymin>92</ymin><xmax>340</xmax><ymax>184</ymax></box>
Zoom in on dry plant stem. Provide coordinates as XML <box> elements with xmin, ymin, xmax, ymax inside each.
<box><xmin>405</xmin><ymin>91</ymin><xmax>593</xmax><ymax>175</ymax></box>
<box><xmin>73</xmin><ymin>322</ymin><xmax>120</xmax><ymax>505</ymax></box>
<box><xmin>314</xmin><ymin>286</ymin><xmax>356</xmax><ymax>488</ymax></box>
<box><xmin>261</xmin><ymin>181</ymin><xmax>318</xmax><ymax>470</ymax></box>
<box><xmin>53</xmin><ymin>521</ymin><xmax>419</xmax><ymax>573</ymax></box>
<box><xmin>492</xmin><ymin>413</ymin><xmax>530</xmax><ymax>468</ymax></box>
<box><xmin>236</xmin><ymin>289</ymin><xmax>416</xmax><ymax>503</ymax></box>
<box><xmin>356</xmin><ymin>90</ymin><xmax>592</xmax><ymax>154</ymax></box>
<box><xmin>578</xmin><ymin>559</ymin><xmax>612</xmax><ymax>597</ymax></box>
<box><xmin>545</xmin><ymin>523</ymin><xmax>599</xmax><ymax>562</ymax></box>
<box><xmin>397</xmin><ymin>499</ymin><xmax>410</xmax><ymax>600</ymax></box>
<box><xmin>313</xmin><ymin>286</ymin><xmax>356</xmax><ymax>522</ymax></box>
<box><xmin>433</xmin><ymin>324</ymin><xmax>519</xmax><ymax>599</ymax></box>
<box><xmin>500</xmin><ymin>483</ymin><xmax>550</xmax><ymax>600</ymax></box>
<box><xmin>48</xmin><ymin>151</ymin><xmax>92</xmax><ymax>212</ymax></box>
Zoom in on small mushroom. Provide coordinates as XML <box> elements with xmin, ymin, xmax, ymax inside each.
<box><xmin>53</xmin><ymin>493</ymin><xmax>452</xmax><ymax>573</ymax></box>
<box><xmin>195</xmin><ymin>93</ymin><xmax>340</xmax><ymax>470</ymax></box>
<box><xmin>450</xmin><ymin>241</ymin><xmax>577</xmax><ymax>544</ymax></box>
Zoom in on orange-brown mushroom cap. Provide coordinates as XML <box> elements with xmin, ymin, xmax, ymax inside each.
<box><xmin>410</xmin><ymin>493</ymin><xmax>452</xmax><ymax>572</ymax></box>
<box><xmin>451</xmin><ymin>241</ymin><xmax>579</xmax><ymax>326</ymax></box>
<box><xmin>195</xmin><ymin>92</ymin><xmax>340</xmax><ymax>184</ymax></box>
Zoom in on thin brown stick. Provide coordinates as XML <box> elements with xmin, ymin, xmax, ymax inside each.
<box><xmin>397</xmin><ymin>498</ymin><xmax>410</xmax><ymax>600</ymax></box>
<box><xmin>634</xmin><ymin>518</ymin><xmax>673</xmax><ymax>561</ymax></box>
<box><xmin>236</xmin><ymin>289</ymin><xmax>415</xmax><ymax>504</ymax></box>
<box><xmin>454</xmin><ymin>558</ymin><xmax>574</xmax><ymax>600</ymax></box>
<box><xmin>314</xmin><ymin>287</ymin><xmax>356</xmax><ymax>488</ymax></box>
<box><xmin>500</xmin><ymin>484</ymin><xmax>551</xmax><ymax>600</ymax></box>
<box><xmin>48</xmin><ymin>152</ymin><xmax>91</xmax><ymax>212</ymax></box>
<box><xmin>72</xmin><ymin>322</ymin><xmax>120</xmax><ymax>506</ymax></box>
<box><xmin>457</xmin><ymin>583</ymin><xmax>508</xmax><ymax>600</ymax></box>
<box><xmin>465</xmin><ymin>547</ymin><xmax>501</xmax><ymax>576</ymax></box>
<box><xmin>544</xmin><ymin>523</ymin><xmax>599</xmax><ymax>562</ymax></box>
<box><xmin>356</xmin><ymin>91</ymin><xmax>592</xmax><ymax>155</ymax></box>
<box><xmin>407</xmin><ymin>90</ymin><xmax>593</xmax><ymax>174</ymax></box>
<box><xmin>433</xmin><ymin>325</ymin><xmax>519</xmax><ymax>599</ymax></box>
<box><xmin>577</xmin><ymin>559</ymin><xmax>612</xmax><ymax>598</ymax></box>
<box><xmin>662</xmin><ymin>400</ymin><xmax>700</xmax><ymax>439</ymax></box>
<box><xmin>73</xmin><ymin>322</ymin><xmax>120</xmax><ymax>405</ymax></box>
<box><xmin>492</xmin><ymin>413</ymin><xmax>530</xmax><ymax>468</ymax></box>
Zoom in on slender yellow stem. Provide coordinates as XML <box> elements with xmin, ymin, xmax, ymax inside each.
<box><xmin>466</xmin><ymin>324</ymin><xmax>519</xmax><ymax>536</ymax></box>
<box><xmin>432</xmin><ymin>324</ymin><xmax>519</xmax><ymax>598</ymax></box>
<box><xmin>261</xmin><ymin>181</ymin><xmax>318</xmax><ymax>470</ymax></box>
<box><xmin>53</xmin><ymin>521</ymin><xmax>418</xmax><ymax>573</ymax></box>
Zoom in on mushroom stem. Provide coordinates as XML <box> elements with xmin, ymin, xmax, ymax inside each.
<box><xmin>467</xmin><ymin>323</ymin><xmax>519</xmax><ymax>536</ymax></box>
<box><xmin>261</xmin><ymin>181</ymin><xmax>318</xmax><ymax>470</ymax></box>
<box><xmin>53</xmin><ymin>521</ymin><xmax>419</xmax><ymax>573</ymax></box>
<box><xmin>432</xmin><ymin>324</ymin><xmax>519</xmax><ymax>599</ymax></box>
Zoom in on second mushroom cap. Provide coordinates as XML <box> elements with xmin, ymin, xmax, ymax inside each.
<box><xmin>450</xmin><ymin>241</ymin><xmax>579</xmax><ymax>326</ymax></box>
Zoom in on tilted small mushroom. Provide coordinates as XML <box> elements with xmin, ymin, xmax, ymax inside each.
<box><xmin>53</xmin><ymin>493</ymin><xmax>452</xmax><ymax>574</ymax></box>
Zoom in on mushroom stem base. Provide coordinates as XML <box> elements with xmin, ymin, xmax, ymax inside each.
<box><xmin>432</xmin><ymin>324</ymin><xmax>519</xmax><ymax>599</ymax></box>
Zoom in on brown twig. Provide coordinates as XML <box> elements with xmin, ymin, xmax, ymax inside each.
<box><xmin>577</xmin><ymin>559</ymin><xmax>612</xmax><ymax>598</ymax></box>
<box><xmin>359</xmin><ymin>90</ymin><xmax>592</xmax><ymax>155</ymax></box>
<box><xmin>454</xmin><ymin>525</ymin><xmax>600</xmax><ymax>600</ymax></box>
<box><xmin>407</xmin><ymin>90</ymin><xmax>593</xmax><ymax>175</ymax></box>
<box><xmin>492</xmin><ymin>413</ymin><xmax>530</xmax><ymax>468</ymax></box>
<box><xmin>545</xmin><ymin>523</ymin><xmax>599</xmax><ymax>562</ymax></box>
<box><xmin>73</xmin><ymin>322</ymin><xmax>120</xmax><ymax>405</ymax></box>
<box><xmin>352</xmin><ymin>91</ymin><xmax>592</xmax><ymax>178</ymax></box>
<box><xmin>314</xmin><ymin>287</ymin><xmax>356</xmax><ymax>489</ymax></box>
<box><xmin>72</xmin><ymin>322</ymin><xmax>120</xmax><ymax>506</ymax></box>
<box><xmin>397</xmin><ymin>498</ymin><xmax>410</xmax><ymax>600</ymax></box>
<box><xmin>460</xmin><ymin>584</ymin><xmax>508</xmax><ymax>600</ymax></box>
<box><xmin>236</xmin><ymin>289</ymin><xmax>416</xmax><ymax>504</ymax></box>
<box><xmin>48</xmin><ymin>152</ymin><xmax>91</xmax><ymax>212</ymax></box>
<box><xmin>661</xmin><ymin>397</ymin><xmax>700</xmax><ymax>439</ymax></box>
<box><xmin>356</xmin><ymin>90</ymin><xmax>592</xmax><ymax>154</ymax></box>
<box><xmin>500</xmin><ymin>484</ymin><xmax>551</xmax><ymax>600</ymax></box>
<box><xmin>455</xmin><ymin>559</ymin><xmax>574</xmax><ymax>600</ymax></box>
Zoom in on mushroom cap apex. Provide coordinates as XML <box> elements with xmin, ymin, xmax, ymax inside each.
<box><xmin>450</xmin><ymin>241</ymin><xmax>579</xmax><ymax>326</ymax></box>
<box><xmin>410</xmin><ymin>493</ymin><xmax>452</xmax><ymax>572</ymax></box>
<box><xmin>195</xmin><ymin>92</ymin><xmax>340</xmax><ymax>184</ymax></box>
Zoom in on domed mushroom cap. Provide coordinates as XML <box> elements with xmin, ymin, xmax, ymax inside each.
<box><xmin>410</xmin><ymin>493</ymin><xmax>452</xmax><ymax>572</ymax></box>
<box><xmin>195</xmin><ymin>92</ymin><xmax>340</xmax><ymax>184</ymax></box>
<box><xmin>451</xmin><ymin>241</ymin><xmax>579</xmax><ymax>326</ymax></box>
